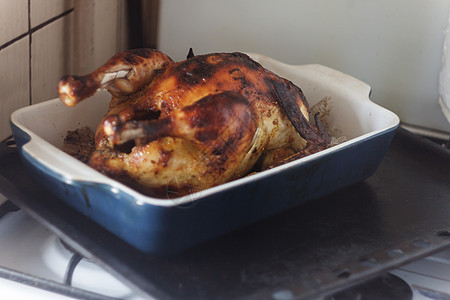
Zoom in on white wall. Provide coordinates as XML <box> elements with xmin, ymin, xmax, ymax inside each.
<box><xmin>0</xmin><ymin>0</ymin><xmax>127</xmax><ymax>141</ymax></box>
<box><xmin>158</xmin><ymin>0</ymin><xmax>450</xmax><ymax>133</ymax></box>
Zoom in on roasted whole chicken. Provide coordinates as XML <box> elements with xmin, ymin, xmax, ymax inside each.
<box><xmin>58</xmin><ymin>49</ymin><xmax>330</xmax><ymax>197</ymax></box>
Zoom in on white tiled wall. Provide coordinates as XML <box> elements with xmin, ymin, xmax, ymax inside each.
<box><xmin>0</xmin><ymin>0</ymin><xmax>28</xmax><ymax>46</ymax></box>
<box><xmin>0</xmin><ymin>37</ymin><xmax>29</xmax><ymax>140</ymax></box>
<box><xmin>31</xmin><ymin>13</ymin><xmax>74</xmax><ymax>104</ymax></box>
<box><xmin>0</xmin><ymin>0</ymin><xmax>75</xmax><ymax>141</ymax></box>
<box><xmin>0</xmin><ymin>0</ymin><xmax>127</xmax><ymax>141</ymax></box>
<box><xmin>30</xmin><ymin>0</ymin><xmax>74</xmax><ymax>27</ymax></box>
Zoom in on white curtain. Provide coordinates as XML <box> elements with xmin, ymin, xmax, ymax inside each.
<box><xmin>439</xmin><ymin>11</ymin><xmax>450</xmax><ymax>124</ymax></box>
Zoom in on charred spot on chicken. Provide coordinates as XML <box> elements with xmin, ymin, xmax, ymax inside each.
<box><xmin>58</xmin><ymin>48</ymin><xmax>331</xmax><ymax>197</ymax></box>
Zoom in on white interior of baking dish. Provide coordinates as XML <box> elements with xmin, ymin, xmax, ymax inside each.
<box><xmin>11</xmin><ymin>53</ymin><xmax>399</xmax><ymax>206</ymax></box>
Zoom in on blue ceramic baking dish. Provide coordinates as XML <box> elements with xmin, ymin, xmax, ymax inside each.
<box><xmin>10</xmin><ymin>54</ymin><xmax>399</xmax><ymax>254</ymax></box>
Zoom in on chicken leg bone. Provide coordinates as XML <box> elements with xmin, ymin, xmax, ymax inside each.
<box><xmin>58</xmin><ymin>49</ymin><xmax>174</xmax><ymax>107</ymax></box>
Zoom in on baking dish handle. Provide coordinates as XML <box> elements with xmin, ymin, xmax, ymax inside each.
<box><xmin>20</xmin><ymin>134</ymin><xmax>107</xmax><ymax>184</ymax></box>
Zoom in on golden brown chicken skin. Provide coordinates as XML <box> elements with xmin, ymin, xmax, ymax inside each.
<box><xmin>58</xmin><ymin>49</ymin><xmax>329</xmax><ymax>198</ymax></box>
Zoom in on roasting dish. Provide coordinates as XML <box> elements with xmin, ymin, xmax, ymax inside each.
<box><xmin>10</xmin><ymin>53</ymin><xmax>399</xmax><ymax>254</ymax></box>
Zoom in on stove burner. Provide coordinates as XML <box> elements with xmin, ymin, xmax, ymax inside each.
<box><xmin>40</xmin><ymin>235</ymin><xmax>136</xmax><ymax>297</ymax></box>
<box><xmin>57</xmin><ymin>239</ymin><xmax>86</xmax><ymax>286</ymax></box>
<box><xmin>59</xmin><ymin>238</ymin><xmax>78</xmax><ymax>255</ymax></box>
<box><xmin>326</xmin><ymin>273</ymin><xmax>413</xmax><ymax>300</ymax></box>
<box><xmin>59</xmin><ymin>238</ymin><xmax>92</xmax><ymax>261</ymax></box>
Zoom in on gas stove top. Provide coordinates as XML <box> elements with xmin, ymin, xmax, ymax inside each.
<box><xmin>0</xmin><ymin>203</ymin><xmax>449</xmax><ymax>299</ymax></box>
<box><xmin>0</xmin><ymin>128</ymin><xmax>449</xmax><ymax>299</ymax></box>
<box><xmin>0</xmin><ymin>204</ymin><xmax>142</xmax><ymax>299</ymax></box>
